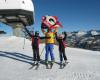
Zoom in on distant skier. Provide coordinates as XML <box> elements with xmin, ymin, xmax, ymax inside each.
<box><xmin>24</xmin><ymin>27</ymin><xmax>49</xmax><ymax>65</ymax></box>
<box><xmin>55</xmin><ymin>32</ymin><xmax>68</xmax><ymax>68</ymax></box>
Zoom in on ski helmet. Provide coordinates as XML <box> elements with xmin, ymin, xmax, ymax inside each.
<box><xmin>35</xmin><ymin>31</ymin><xmax>39</xmax><ymax>36</ymax></box>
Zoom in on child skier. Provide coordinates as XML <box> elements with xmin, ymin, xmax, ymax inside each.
<box><xmin>24</xmin><ymin>27</ymin><xmax>49</xmax><ymax>65</ymax></box>
<box><xmin>55</xmin><ymin>32</ymin><xmax>68</xmax><ymax>68</ymax></box>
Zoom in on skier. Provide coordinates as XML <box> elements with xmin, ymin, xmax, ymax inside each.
<box><xmin>24</xmin><ymin>27</ymin><xmax>49</xmax><ymax>65</ymax></box>
<box><xmin>41</xmin><ymin>27</ymin><xmax>58</xmax><ymax>69</ymax></box>
<box><xmin>55</xmin><ymin>32</ymin><xmax>68</xmax><ymax>68</ymax></box>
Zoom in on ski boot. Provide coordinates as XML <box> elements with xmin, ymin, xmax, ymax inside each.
<box><xmin>60</xmin><ymin>61</ymin><xmax>63</xmax><ymax>69</ymax></box>
<box><xmin>50</xmin><ymin>60</ymin><xmax>54</xmax><ymax>69</ymax></box>
<box><xmin>32</xmin><ymin>61</ymin><xmax>36</xmax><ymax>66</ymax></box>
<box><xmin>63</xmin><ymin>60</ymin><xmax>68</xmax><ymax>67</ymax></box>
<box><xmin>45</xmin><ymin>61</ymin><xmax>49</xmax><ymax>69</ymax></box>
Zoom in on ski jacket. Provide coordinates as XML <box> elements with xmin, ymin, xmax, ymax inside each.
<box><xmin>31</xmin><ymin>36</ymin><xmax>40</xmax><ymax>48</ymax></box>
<box><xmin>41</xmin><ymin>28</ymin><xmax>58</xmax><ymax>44</ymax></box>
<box><xmin>45</xmin><ymin>32</ymin><xmax>55</xmax><ymax>44</ymax></box>
<box><xmin>55</xmin><ymin>33</ymin><xmax>67</xmax><ymax>49</ymax></box>
<box><xmin>32</xmin><ymin>36</ymin><xmax>47</xmax><ymax>48</ymax></box>
<box><xmin>24</xmin><ymin>27</ymin><xmax>48</xmax><ymax>48</ymax></box>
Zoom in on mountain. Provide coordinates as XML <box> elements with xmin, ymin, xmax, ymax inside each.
<box><xmin>0</xmin><ymin>36</ymin><xmax>100</xmax><ymax>80</ymax></box>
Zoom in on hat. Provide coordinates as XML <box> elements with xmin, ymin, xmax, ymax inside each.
<box><xmin>35</xmin><ymin>31</ymin><xmax>39</xmax><ymax>36</ymax></box>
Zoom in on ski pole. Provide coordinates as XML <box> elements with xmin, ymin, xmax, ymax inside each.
<box><xmin>40</xmin><ymin>46</ymin><xmax>45</xmax><ymax>57</ymax></box>
<box><xmin>22</xmin><ymin>28</ymin><xmax>28</xmax><ymax>49</ymax></box>
<box><xmin>23</xmin><ymin>37</ymin><xmax>26</xmax><ymax>49</ymax></box>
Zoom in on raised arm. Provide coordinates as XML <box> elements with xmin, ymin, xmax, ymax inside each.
<box><xmin>24</xmin><ymin>27</ymin><xmax>32</xmax><ymax>37</ymax></box>
<box><xmin>53</xmin><ymin>28</ymin><xmax>58</xmax><ymax>34</ymax></box>
<box><xmin>41</xmin><ymin>28</ymin><xmax>46</xmax><ymax>35</ymax></box>
<box><xmin>63</xmin><ymin>32</ymin><xmax>67</xmax><ymax>41</ymax></box>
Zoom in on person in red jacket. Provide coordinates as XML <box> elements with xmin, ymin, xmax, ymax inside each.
<box><xmin>24</xmin><ymin>27</ymin><xmax>49</xmax><ymax>65</ymax></box>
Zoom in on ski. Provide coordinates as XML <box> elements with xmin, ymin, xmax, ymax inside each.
<box><xmin>29</xmin><ymin>63</ymin><xmax>36</xmax><ymax>69</ymax></box>
<box><xmin>35</xmin><ymin>63</ymin><xmax>40</xmax><ymax>70</ymax></box>
<box><xmin>49</xmin><ymin>62</ymin><xmax>53</xmax><ymax>69</ymax></box>
<box><xmin>60</xmin><ymin>61</ymin><xmax>69</xmax><ymax>69</ymax></box>
<box><xmin>45</xmin><ymin>61</ymin><xmax>54</xmax><ymax>69</ymax></box>
<box><xmin>46</xmin><ymin>63</ymin><xmax>49</xmax><ymax>69</ymax></box>
<box><xmin>29</xmin><ymin>62</ymin><xmax>40</xmax><ymax>70</ymax></box>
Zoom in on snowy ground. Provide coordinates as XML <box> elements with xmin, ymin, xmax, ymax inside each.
<box><xmin>0</xmin><ymin>36</ymin><xmax>100</xmax><ymax>80</ymax></box>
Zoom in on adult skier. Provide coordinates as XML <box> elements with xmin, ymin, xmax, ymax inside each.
<box><xmin>41</xmin><ymin>15</ymin><xmax>62</xmax><ymax>69</ymax></box>
<box><xmin>55</xmin><ymin>32</ymin><xmax>68</xmax><ymax>68</ymax></box>
<box><xmin>24</xmin><ymin>27</ymin><xmax>49</xmax><ymax>65</ymax></box>
<box><xmin>41</xmin><ymin>27</ymin><xmax>58</xmax><ymax>68</ymax></box>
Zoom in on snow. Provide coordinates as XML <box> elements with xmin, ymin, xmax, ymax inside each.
<box><xmin>76</xmin><ymin>31</ymin><xmax>86</xmax><ymax>37</ymax></box>
<box><xmin>0</xmin><ymin>36</ymin><xmax>100</xmax><ymax>80</ymax></box>
<box><xmin>91</xmin><ymin>30</ymin><xmax>99</xmax><ymax>36</ymax></box>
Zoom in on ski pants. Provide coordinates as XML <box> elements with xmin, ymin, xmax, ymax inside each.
<box><xmin>59</xmin><ymin>48</ymin><xmax>67</xmax><ymax>62</ymax></box>
<box><xmin>45</xmin><ymin>44</ymin><xmax>55</xmax><ymax>61</ymax></box>
<box><xmin>32</xmin><ymin>46</ymin><xmax>40</xmax><ymax>61</ymax></box>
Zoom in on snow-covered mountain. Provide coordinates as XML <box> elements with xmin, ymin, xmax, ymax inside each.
<box><xmin>76</xmin><ymin>31</ymin><xmax>87</xmax><ymax>37</ymax></box>
<box><xmin>0</xmin><ymin>36</ymin><xmax>100</xmax><ymax>80</ymax></box>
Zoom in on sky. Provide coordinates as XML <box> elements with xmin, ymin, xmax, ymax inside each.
<box><xmin>0</xmin><ymin>0</ymin><xmax>100</xmax><ymax>35</ymax></box>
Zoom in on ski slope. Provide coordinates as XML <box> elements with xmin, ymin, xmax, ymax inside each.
<box><xmin>0</xmin><ymin>36</ymin><xmax>100</xmax><ymax>80</ymax></box>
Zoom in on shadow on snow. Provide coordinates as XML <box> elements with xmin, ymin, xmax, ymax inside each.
<box><xmin>0</xmin><ymin>51</ymin><xmax>50</xmax><ymax>66</ymax></box>
<box><xmin>0</xmin><ymin>51</ymin><xmax>33</xmax><ymax>64</ymax></box>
